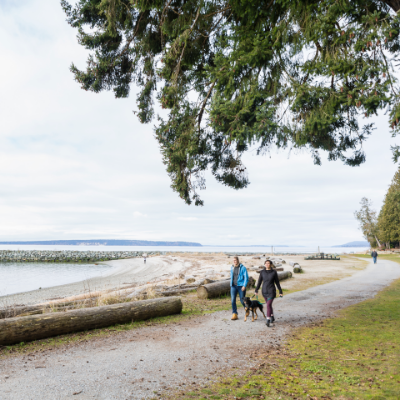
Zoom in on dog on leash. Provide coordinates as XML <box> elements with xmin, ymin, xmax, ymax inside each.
<box><xmin>243</xmin><ymin>297</ymin><xmax>266</xmax><ymax>322</ymax></box>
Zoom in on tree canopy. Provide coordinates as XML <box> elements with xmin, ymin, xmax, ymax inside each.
<box><xmin>378</xmin><ymin>167</ymin><xmax>400</xmax><ymax>246</ymax></box>
<box><xmin>62</xmin><ymin>0</ymin><xmax>400</xmax><ymax>205</ymax></box>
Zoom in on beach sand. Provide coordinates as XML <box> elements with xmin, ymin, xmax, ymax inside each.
<box><xmin>0</xmin><ymin>253</ymin><xmax>368</xmax><ymax>306</ymax></box>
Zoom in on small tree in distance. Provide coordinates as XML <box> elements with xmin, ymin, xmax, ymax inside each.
<box><xmin>354</xmin><ymin>197</ymin><xmax>381</xmax><ymax>248</ymax></box>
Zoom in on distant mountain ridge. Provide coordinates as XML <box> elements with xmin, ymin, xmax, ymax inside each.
<box><xmin>0</xmin><ymin>239</ymin><xmax>202</xmax><ymax>247</ymax></box>
<box><xmin>203</xmin><ymin>245</ymin><xmax>293</xmax><ymax>247</ymax></box>
<box><xmin>332</xmin><ymin>241</ymin><xmax>370</xmax><ymax>247</ymax></box>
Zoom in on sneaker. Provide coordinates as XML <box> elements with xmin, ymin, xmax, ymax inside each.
<box><xmin>266</xmin><ymin>319</ymin><xmax>270</xmax><ymax>327</ymax></box>
<box><xmin>231</xmin><ymin>313</ymin><xmax>238</xmax><ymax>321</ymax></box>
<box><xmin>271</xmin><ymin>316</ymin><xmax>275</xmax><ymax>323</ymax></box>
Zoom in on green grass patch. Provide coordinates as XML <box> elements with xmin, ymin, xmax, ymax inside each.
<box><xmin>165</xmin><ymin>277</ymin><xmax>400</xmax><ymax>399</ymax></box>
<box><xmin>353</xmin><ymin>253</ymin><xmax>400</xmax><ymax>263</ymax></box>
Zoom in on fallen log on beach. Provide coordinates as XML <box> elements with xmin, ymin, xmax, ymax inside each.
<box><xmin>197</xmin><ymin>273</ymin><xmax>290</xmax><ymax>299</ymax></box>
<box><xmin>0</xmin><ymin>297</ymin><xmax>182</xmax><ymax>346</ymax></box>
<box><xmin>197</xmin><ymin>276</ymin><xmax>257</xmax><ymax>299</ymax></box>
<box><xmin>160</xmin><ymin>288</ymin><xmax>197</xmax><ymax>296</ymax></box>
<box><xmin>0</xmin><ymin>299</ymin><xmax>97</xmax><ymax>320</ymax></box>
<box><xmin>277</xmin><ymin>271</ymin><xmax>292</xmax><ymax>280</ymax></box>
<box><xmin>0</xmin><ymin>305</ymin><xmax>46</xmax><ymax>319</ymax></box>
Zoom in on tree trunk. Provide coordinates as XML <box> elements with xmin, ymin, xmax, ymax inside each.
<box><xmin>160</xmin><ymin>288</ymin><xmax>197</xmax><ymax>296</ymax></box>
<box><xmin>374</xmin><ymin>235</ymin><xmax>381</xmax><ymax>247</ymax></box>
<box><xmin>0</xmin><ymin>297</ymin><xmax>182</xmax><ymax>346</ymax></box>
<box><xmin>382</xmin><ymin>0</ymin><xmax>400</xmax><ymax>12</ymax></box>
<box><xmin>277</xmin><ymin>271</ymin><xmax>292</xmax><ymax>280</ymax></box>
<box><xmin>0</xmin><ymin>299</ymin><xmax>95</xmax><ymax>320</ymax></box>
<box><xmin>197</xmin><ymin>280</ymin><xmax>231</xmax><ymax>299</ymax></box>
<box><xmin>197</xmin><ymin>275</ymin><xmax>271</xmax><ymax>299</ymax></box>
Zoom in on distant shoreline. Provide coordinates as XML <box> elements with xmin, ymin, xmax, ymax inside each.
<box><xmin>0</xmin><ymin>240</ymin><xmax>202</xmax><ymax>247</ymax></box>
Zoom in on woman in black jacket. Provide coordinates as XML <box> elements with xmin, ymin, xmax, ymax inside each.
<box><xmin>255</xmin><ymin>260</ymin><xmax>283</xmax><ymax>327</ymax></box>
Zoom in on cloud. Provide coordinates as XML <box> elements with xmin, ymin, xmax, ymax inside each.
<box><xmin>0</xmin><ymin>1</ymin><xmax>398</xmax><ymax>247</ymax></box>
<box><xmin>133</xmin><ymin>212</ymin><xmax>147</xmax><ymax>218</ymax></box>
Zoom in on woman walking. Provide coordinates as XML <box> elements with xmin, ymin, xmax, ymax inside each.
<box><xmin>255</xmin><ymin>260</ymin><xmax>283</xmax><ymax>327</ymax></box>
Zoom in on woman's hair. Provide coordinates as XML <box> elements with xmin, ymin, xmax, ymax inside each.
<box><xmin>233</xmin><ymin>256</ymin><xmax>240</xmax><ymax>263</ymax></box>
<box><xmin>265</xmin><ymin>260</ymin><xmax>272</xmax><ymax>267</ymax></box>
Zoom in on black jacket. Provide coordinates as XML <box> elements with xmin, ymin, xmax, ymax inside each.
<box><xmin>371</xmin><ymin>251</ymin><xmax>378</xmax><ymax>257</ymax></box>
<box><xmin>255</xmin><ymin>269</ymin><xmax>283</xmax><ymax>299</ymax></box>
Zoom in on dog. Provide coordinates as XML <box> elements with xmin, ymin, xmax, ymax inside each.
<box><xmin>243</xmin><ymin>297</ymin><xmax>266</xmax><ymax>322</ymax></box>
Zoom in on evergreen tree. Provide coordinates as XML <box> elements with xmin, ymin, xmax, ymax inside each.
<box><xmin>354</xmin><ymin>197</ymin><xmax>380</xmax><ymax>247</ymax></box>
<box><xmin>378</xmin><ymin>167</ymin><xmax>400</xmax><ymax>248</ymax></box>
<box><xmin>61</xmin><ymin>0</ymin><xmax>400</xmax><ymax>205</ymax></box>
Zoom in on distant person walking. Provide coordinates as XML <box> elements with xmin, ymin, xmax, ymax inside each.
<box><xmin>144</xmin><ymin>255</ymin><xmax>147</xmax><ymax>264</ymax></box>
<box><xmin>371</xmin><ymin>250</ymin><xmax>378</xmax><ymax>264</ymax></box>
<box><xmin>255</xmin><ymin>260</ymin><xmax>283</xmax><ymax>327</ymax></box>
<box><xmin>230</xmin><ymin>256</ymin><xmax>249</xmax><ymax>321</ymax></box>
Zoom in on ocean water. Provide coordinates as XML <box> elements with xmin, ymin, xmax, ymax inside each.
<box><xmin>0</xmin><ymin>244</ymin><xmax>368</xmax><ymax>254</ymax></box>
<box><xmin>0</xmin><ymin>245</ymin><xmax>369</xmax><ymax>297</ymax></box>
<box><xmin>0</xmin><ymin>262</ymin><xmax>111</xmax><ymax>297</ymax></box>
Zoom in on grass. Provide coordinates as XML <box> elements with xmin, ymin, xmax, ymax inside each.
<box><xmin>353</xmin><ymin>253</ymin><xmax>400</xmax><ymax>263</ymax></box>
<box><xmin>163</xmin><ymin>277</ymin><xmax>400</xmax><ymax>399</ymax></box>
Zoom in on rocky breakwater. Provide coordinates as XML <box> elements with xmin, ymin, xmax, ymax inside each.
<box><xmin>0</xmin><ymin>250</ymin><xmax>164</xmax><ymax>263</ymax></box>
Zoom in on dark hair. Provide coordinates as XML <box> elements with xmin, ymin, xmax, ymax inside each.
<box><xmin>265</xmin><ymin>260</ymin><xmax>272</xmax><ymax>266</ymax></box>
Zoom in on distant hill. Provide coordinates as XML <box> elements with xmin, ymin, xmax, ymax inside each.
<box><xmin>332</xmin><ymin>241</ymin><xmax>370</xmax><ymax>247</ymax></box>
<box><xmin>203</xmin><ymin>245</ymin><xmax>292</xmax><ymax>247</ymax></box>
<box><xmin>0</xmin><ymin>239</ymin><xmax>202</xmax><ymax>247</ymax></box>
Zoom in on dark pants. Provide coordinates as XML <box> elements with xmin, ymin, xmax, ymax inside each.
<box><xmin>231</xmin><ymin>285</ymin><xmax>246</xmax><ymax>314</ymax></box>
<box><xmin>373</xmin><ymin>257</ymin><xmax>377</xmax><ymax>264</ymax></box>
<box><xmin>264</xmin><ymin>297</ymin><xmax>274</xmax><ymax>318</ymax></box>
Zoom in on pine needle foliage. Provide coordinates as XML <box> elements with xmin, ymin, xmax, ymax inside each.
<box><xmin>61</xmin><ymin>0</ymin><xmax>400</xmax><ymax>205</ymax></box>
<box><xmin>378</xmin><ymin>167</ymin><xmax>400</xmax><ymax>247</ymax></box>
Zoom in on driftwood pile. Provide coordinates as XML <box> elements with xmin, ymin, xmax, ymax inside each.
<box><xmin>289</xmin><ymin>261</ymin><xmax>303</xmax><ymax>273</ymax></box>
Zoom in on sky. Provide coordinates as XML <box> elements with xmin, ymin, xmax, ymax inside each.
<box><xmin>0</xmin><ymin>0</ymin><xmax>398</xmax><ymax>246</ymax></box>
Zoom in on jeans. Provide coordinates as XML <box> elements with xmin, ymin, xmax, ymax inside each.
<box><xmin>373</xmin><ymin>256</ymin><xmax>377</xmax><ymax>264</ymax></box>
<box><xmin>231</xmin><ymin>285</ymin><xmax>246</xmax><ymax>314</ymax></box>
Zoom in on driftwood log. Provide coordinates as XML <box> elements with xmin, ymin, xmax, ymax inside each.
<box><xmin>160</xmin><ymin>288</ymin><xmax>197</xmax><ymax>296</ymax></box>
<box><xmin>197</xmin><ymin>272</ymin><xmax>291</xmax><ymax>299</ymax></box>
<box><xmin>0</xmin><ymin>297</ymin><xmax>182</xmax><ymax>346</ymax></box>
<box><xmin>0</xmin><ymin>299</ymin><xmax>95</xmax><ymax>320</ymax></box>
<box><xmin>197</xmin><ymin>276</ymin><xmax>256</xmax><ymax>299</ymax></box>
<box><xmin>277</xmin><ymin>271</ymin><xmax>292</xmax><ymax>280</ymax></box>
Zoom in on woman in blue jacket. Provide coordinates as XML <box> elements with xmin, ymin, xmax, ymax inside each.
<box><xmin>230</xmin><ymin>256</ymin><xmax>249</xmax><ymax>320</ymax></box>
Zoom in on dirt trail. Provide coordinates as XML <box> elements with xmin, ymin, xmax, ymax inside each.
<box><xmin>0</xmin><ymin>258</ymin><xmax>398</xmax><ymax>400</ymax></box>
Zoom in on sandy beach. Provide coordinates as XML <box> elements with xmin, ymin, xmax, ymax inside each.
<box><xmin>0</xmin><ymin>253</ymin><xmax>368</xmax><ymax>306</ymax></box>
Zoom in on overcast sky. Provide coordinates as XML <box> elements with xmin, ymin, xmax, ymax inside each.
<box><xmin>0</xmin><ymin>0</ymin><xmax>398</xmax><ymax>246</ymax></box>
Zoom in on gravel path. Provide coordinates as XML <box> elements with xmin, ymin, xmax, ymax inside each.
<box><xmin>0</xmin><ymin>257</ymin><xmax>192</xmax><ymax>306</ymax></box>
<box><xmin>0</xmin><ymin>258</ymin><xmax>399</xmax><ymax>400</ymax></box>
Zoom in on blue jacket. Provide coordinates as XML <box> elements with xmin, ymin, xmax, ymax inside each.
<box><xmin>230</xmin><ymin>264</ymin><xmax>249</xmax><ymax>287</ymax></box>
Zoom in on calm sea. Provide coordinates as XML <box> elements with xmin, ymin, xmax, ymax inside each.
<box><xmin>0</xmin><ymin>245</ymin><xmax>368</xmax><ymax>297</ymax></box>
